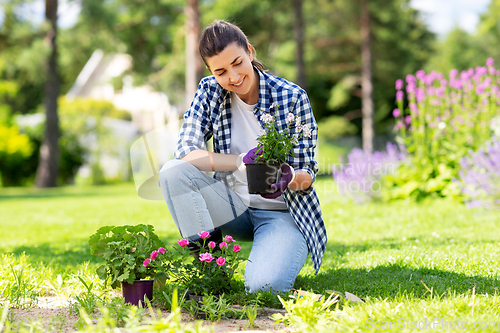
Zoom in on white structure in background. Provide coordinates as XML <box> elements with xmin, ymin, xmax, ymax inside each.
<box><xmin>67</xmin><ymin>49</ymin><xmax>180</xmax><ymax>182</ymax></box>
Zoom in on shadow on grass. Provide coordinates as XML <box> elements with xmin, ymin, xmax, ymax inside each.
<box><xmin>2</xmin><ymin>233</ymin><xmax>193</xmax><ymax>270</ymax></box>
<box><xmin>295</xmin><ymin>264</ymin><xmax>500</xmax><ymax>300</ymax></box>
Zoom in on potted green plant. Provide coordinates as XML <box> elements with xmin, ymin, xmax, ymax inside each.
<box><xmin>88</xmin><ymin>224</ymin><xmax>169</xmax><ymax>305</ymax></box>
<box><xmin>246</xmin><ymin>103</ymin><xmax>312</xmax><ymax>194</ymax></box>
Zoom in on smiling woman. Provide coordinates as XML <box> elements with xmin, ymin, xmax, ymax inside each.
<box><xmin>157</xmin><ymin>20</ymin><xmax>326</xmax><ymax>295</ymax></box>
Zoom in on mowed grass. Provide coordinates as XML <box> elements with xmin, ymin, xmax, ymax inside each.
<box><xmin>2</xmin><ymin>179</ymin><xmax>500</xmax><ymax>330</ymax></box>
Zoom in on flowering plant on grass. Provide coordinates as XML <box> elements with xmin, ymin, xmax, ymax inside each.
<box><xmin>88</xmin><ymin>224</ymin><xmax>166</xmax><ymax>288</ymax></box>
<box><xmin>255</xmin><ymin>103</ymin><xmax>312</xmax><ymax>164</ymax></box>
<box><xmin>167</xmin><ymin>232</ymin><xmax>245</xmax><ymax>296</ymax></box>
<box><xmin>454</xmin><ymin>137</ymin><xmax>500</xmax><ymax>209</ymax></box>
<box><xmin>332</xmin><ymin>142</ymin><xmax>406</xmax><ymax>204</ymax></box>
<box><xmin>389</xmin><ymin>58</ymin><xmax>500</xmax><ymax>199</ymax></box>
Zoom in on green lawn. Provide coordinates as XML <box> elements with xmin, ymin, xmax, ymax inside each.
<box><xmin>2</xmin><ymin>180</ymin><xmax>500</xmax><ymax>331</ymax></box>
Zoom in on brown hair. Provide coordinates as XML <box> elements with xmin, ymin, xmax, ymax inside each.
<box><xmin>199</xmin><ymin>20</ymin><xmax>265</xmax><ymax>72</ymax></box>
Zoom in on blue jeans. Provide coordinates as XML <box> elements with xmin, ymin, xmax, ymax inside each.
<box><xmin>159</xmin><ymin>159</ymin><xmax>308</xmax><ymax>293</ymax></box>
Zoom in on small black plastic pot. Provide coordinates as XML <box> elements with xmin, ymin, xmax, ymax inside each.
<box><xmin>246</xmin><ymin>163</ymin><xmax>280</xmax><ymax>194</ymax></box>
<box><xmin>121</xmin><ymin>280</ymin><xmax>154</xmax><ymax>306</ymax></box>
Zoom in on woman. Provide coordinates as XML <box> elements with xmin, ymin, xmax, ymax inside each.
<box><xmin>159</xmin><ymin>20</ymin><xmax>326</xmax><ymax>293</ymax></box>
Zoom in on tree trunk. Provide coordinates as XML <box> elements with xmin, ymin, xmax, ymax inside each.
<box><xmin>185</xmin><ymin>0</ymin><xmax>203</xmax><ymax>109</ymax></box>
<box><xmin>36</xmin><ymin>0</ymin><xmax>60</xmax><ymax>187</ymax></box>
<box><xmin>294</xmin><ymin>0</ymin><xmax>306</xmax><ymax>90</ymax></box>
<box><xmin>360</xmin><ymin>0</ymin><xmax>374</xmax><ymax>153</ymax></box>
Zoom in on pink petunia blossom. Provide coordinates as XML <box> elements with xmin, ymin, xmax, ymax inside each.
<box><xmin>224</xmin><ymin>235</ymin><xmax>234</xmax><ymax>243</ymax></box>
<box><xmin>158</xmin><ymin>247</ymin><xmax>166</xmax><ymax>254</ymax></box>
<box><xmin>208</xmin><ymin>241</ymin><xmax>216</xmax><ymax>249</ymax></box>
<box><xmin>143</xmin><ymin>258</ymin><xmax>152</xmax><ymax>267</ymax></box>
<box><xmin>219</xmin><ymin>242</ymin><xmax>228</xmax><ymax>250</ymax></box>
<box><xmin>199</xmin><ymin>252</ymin><xmax>214</xmax><ymax>263</ymax></box>
<box><xmin>198</xmin><ymin>231</ymin><xmax>211</xmax><ymax>240</ymax></box>
<box><xmin>216</xmin><ymin>257</ymin><xmax>226</xmax><ymax>266</ymax></box>
<box><xmin>233</xmin><ymin>244</ymin><xmax>241</xmax><ymax>253</ymax></box>
<box><xmin>150</xmin><ymin>250</ymin><xmax>159</xmax><ymax>260</ymax></box>
<box><xmin>178</xmin><ymin>239</ymin><xmax>190</xmax><ymax>247</ymax></box>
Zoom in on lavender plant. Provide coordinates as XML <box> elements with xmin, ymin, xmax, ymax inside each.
<box><xmin>454</xmin><ymin>137</ymin><xmax>500</xmax><ymax>209</ymax></box>
<box><xmin>389</xmin><ymin>58</ymin><xmax>500</xmax><ymax>199</ymax></box>
<box><xmin>332</xmin><ymin>142</ymin><xmax>406</xmax><ymax>204</ymax></box>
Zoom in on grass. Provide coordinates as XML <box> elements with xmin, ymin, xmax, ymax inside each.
<box><xmin>2</xmin><ymin>180</ymin><xmax>500</xmax><ymax>331</ymax></box>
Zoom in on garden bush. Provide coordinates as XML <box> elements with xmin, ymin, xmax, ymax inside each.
<box><xmin>455</xmin><ymin>137</ymin><xmax>500</xmax><ymax>209</ymax></box>
<box><xmin>332</xmin><ymin>142</ymin><xmax>406</xmax><ymax>204</ymax></box>
<box><xmin>387</xmin><ymin>58</ymin><xmax>500</xmax><ymax>199</ymax></box>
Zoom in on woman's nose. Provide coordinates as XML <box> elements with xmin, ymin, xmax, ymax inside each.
<box><xmin>228</xmin><ymin>69</ymin><xmax>239</xmax><ymax>83</ymax></box>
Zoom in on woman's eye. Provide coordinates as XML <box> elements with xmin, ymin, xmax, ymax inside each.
<box><xmin>235</xmin><ymin>61</ymin><xmax>242</xmax><ymax>66</ymax></box>
<box><xmin>218</xmin><ymin>71</ymin><xmax>226</xmax><ymax>76</ymax></box>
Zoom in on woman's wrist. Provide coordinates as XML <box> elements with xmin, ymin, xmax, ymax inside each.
<box><xmin>288</xmin><ymin>170</ymin><xmax>313</xmax><ymax>191</ymax></box>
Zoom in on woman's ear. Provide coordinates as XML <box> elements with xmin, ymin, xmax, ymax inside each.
<box><xmin>247</xmin><ymin>43</ymin><xmax>254</xmax><ymax>62</ymax></box>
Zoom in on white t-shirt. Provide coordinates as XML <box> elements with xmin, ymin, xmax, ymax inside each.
<box><xmin>229</xmin><ymin>92</ymin><xmax>287</xmax><ymax>210</ymax></box>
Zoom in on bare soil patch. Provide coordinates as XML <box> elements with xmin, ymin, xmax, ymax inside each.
<box><xmin>7</xmin><ymin>297</ymin><xmax>290</xmax><ymax>332</ymax></box>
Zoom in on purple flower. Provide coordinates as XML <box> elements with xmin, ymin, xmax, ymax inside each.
<box><xmin>395</xmin><ymin>79</ymin><xmax>404</xmax><ymax>90</ymax></box>
<box><xmin>476</xmin><ymin>84</ymin><xmax>485</xmax><ymax>95</ymax></box>
<box><xmin>393</xmin><ymin>108</ymin><xmax>401</xmax><ymax>118</ymax></box>
<box><xmin>409</xmin><ymin>103</ymin><xmax>418</xmax><ymax>115</ymax></box>
<box><xmin>416</xmin><ymin>88</ymin><xmax>425</xmax><ymax>103</ymax></box>
<box><xmin>450</xmin><ymin>69</ymin><xmax>458</xmax><ymax>79</ymax></box>
<box><xmin>486</xmin><ymin>57</ymin><xmax>494</xmax><ymax>67</ymax></box>
<box><xmin>441</xmin><ymin>79</ymin><xmax>448</xmax><ymax>87</ymax></box>
<box><xmin>396</xmin><ymin>91</ymin><xmax>404</xmax><ymax>101</ymax></box>
<box><xmin>406</xmin><ymin>74</ymin><xmax>416</xmax><ymax>83</ymax></box>
<box><xmin>405</xmin><ymin>115</ymin><xmax>411</xmax><ymax>125</ymax></box>
<box><xmin>436</xmin><ymin>87</ymin><xmax>445</xmax><ymax>98</ymax></box>
<box><xmin>332</xmin><ymin>143</ymin><xmax>407</xmax><ymax>204</ymax></box>
<box><xmin>406</xmin><ymin>82</ymin><xmax>416</xmax><ymax>94</ymax></box>
<box><xmin>416</xmin><ymin>70</ymin><xmax>426</xmax><ymax>81</ymax></box>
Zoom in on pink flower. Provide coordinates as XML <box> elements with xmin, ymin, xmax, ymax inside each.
<box><xmin>199</xmin><ymin>252</ymin><xmax>214</xmax><ymax>263</ymax></box>
<box><xmin>487</xmin><ymin>57</ymin><xmax>494</xmax><ymax>67</ymax></box>
<box><xmin>405</xmin><ymin>115</ymin><xmax>411</xmax><ymax>125</ymax></box>
<box><xmin>449</xmin><ymin>69</ymin><xmax>458</xmax><ymax>79</ymax></box>
<box><xmin>150</xmin><ymin>250</ymin><xmax>159</xmax><ymax>260</ymax></box>
<box><xmin>396</xmin><ymin>91</ymin><xmax>404</xmax><ymax>101</ymax></box>
<box><xmin>132</xmin><ymin>248</ymin><xmax>136</xmax><ymax>253</ymax></box>
<box><xmin>406</xmin><ymin>74</ymin><xmax>416</xmax><ymax>83</ymax></box>
<box><xmin>224</xmin><ymin>235</ymin><xmax>234</xmax><ymax>243</ymax></box>
<box><xmin>177</xmin><ymin>239</ymin><xmax>189</xmax><ymax>247</ymax></box>
<box><xmin>233</xmin><ymin>244</ymin><xmax>241</xmax><ymax>253</ymax></box>
<box><xmin>395</xmin><ymin>79</ymin><xmax>403</xmax><ymax>90</ymax></box>
<box><xmin>143</xmin><ymin>258</ymin><xmax>152</xmax><ymax>267</ymax></box>
<box><xmin>158</xmin><ymin>247</ymin><xmax>166</xmax><ymax>254</ymax></box>
<box><xmin>198</xmin><ymin>231</ymin><xmax>210</xmax><ymax>240</ymax></box>
<box><xmin>392</xmin><ymin>108</ymin><xmax>401</xmax><ymax>118</ymax></box>
<box><xmin>216</xmin><ymin>257</ymin><xmax>226</xmax><ymax>266</ymax></box>
<box><xmin>208</xmin><ymin>241</ymin><xmax>216</xmax><ymax>249</ymax></box>
<box><xmin>219</xmin><ymin>242</ymin><xmax>228</xmax><ymax>250</ymax></box>
<box><xmin>416</xmin><ymin>70</ymin><xmax>426</xmax><ymax>81</ymax></box>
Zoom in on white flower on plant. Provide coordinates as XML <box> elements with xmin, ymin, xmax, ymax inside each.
<box><xmin>260</xmin><ymin>114</ymin><xmax>274</xmax><ymax>124</ymax></box>
<box><xmin>300</xmin><ymin>124</ymin><xmax>313</xmax><ymax>138</ymax></box>
<box><xmin>292</xmin><ymin>134</ymin><xmax>299</xmax><ymax>145</ymax></box>
<box><xmin>438</xmin><ymin>122</ymin><xmax>446</xmax><ymax>130</ymax></box>
<box><xmin>295</xmin><ymin>118</ymin><xmax>302</xmax><ymax>130</ymax></box>
<box><xmin>269</xmin><ymin>102</ymin><xmax>279</xmax><ymax>111</ymax></box>
<box><xmin>286</xmin><ymin>113</ymin><xmax>295</xmax><ymax>123</ymax></box>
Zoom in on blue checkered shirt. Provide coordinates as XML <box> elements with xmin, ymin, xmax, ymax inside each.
<box><xmin>175</xmin><ymin>69</ymin><xmax>327</xmax><ymax>273</ymax></box>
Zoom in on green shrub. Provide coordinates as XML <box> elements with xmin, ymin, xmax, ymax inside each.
<box><xmin>0</xmin><ymin>125</ymin><xmax>33</xmax><ymax>186</ymax></box>
<box><xmin>317</xmin><ymin>115</ymin><xmax>357</xmax><ymax>143</ymax></box>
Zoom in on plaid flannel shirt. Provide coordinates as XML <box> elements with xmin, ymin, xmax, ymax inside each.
<box><xmin>174</xmin><ymin>68</ymin><xmax>327</xmax><ymax>273</ymax></box>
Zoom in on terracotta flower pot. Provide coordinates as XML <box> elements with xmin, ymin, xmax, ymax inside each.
<box><xmin>246</xmin><ymin>163</ymin><xmax>279</xmax><ymax>194</ymax></box>
<box><xmin>121</xmin><ymin>280</ymin><xmax>154</xmax><ymax>306</ymax></box>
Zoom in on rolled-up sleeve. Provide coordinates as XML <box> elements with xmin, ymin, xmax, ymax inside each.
<box><xmin>174</xmin><ymin>80</ymin><xmax>214</xmax><ymax>159</ymax></box>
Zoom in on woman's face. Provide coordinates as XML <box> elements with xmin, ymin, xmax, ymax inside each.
<box><xmin>205</xmin><ymin>42</ymin><xmax>259</xmax><ymax>104</ymax></box>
